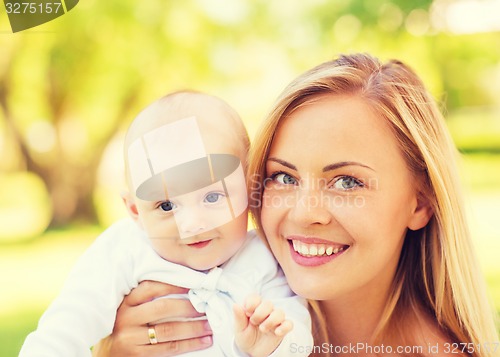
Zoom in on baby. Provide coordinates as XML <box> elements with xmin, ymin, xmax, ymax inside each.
<box><xmin>20</xmin><ymin>91</ymin><xmax>312</xmax><ymax>357</ymax></box>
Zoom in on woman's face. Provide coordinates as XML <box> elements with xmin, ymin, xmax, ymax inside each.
<box><xmin>261</xmin><ymin>95</ymin><xmax>428</xmax><ymax>301</ymax></box>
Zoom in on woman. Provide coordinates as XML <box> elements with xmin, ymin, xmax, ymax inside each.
<box><xmin>247</xmin><ymin>53</ymin><xmax>498</xmax><ymax>356</ymax></box>
<box><xmin>94</xmin><ymin>53</ymin><xmax>498</xmax><ymax>356</ymax></box>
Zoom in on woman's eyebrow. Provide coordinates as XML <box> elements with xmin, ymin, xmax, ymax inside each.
<box><xmin>267</xmin><ymin>157</ymin><xmax>297</xmax><ymax>171</ymax></box>
<box><xmin>322</xmin><ymin>161</ymin><xmax>375</xmax><ymax>172</ymax></box>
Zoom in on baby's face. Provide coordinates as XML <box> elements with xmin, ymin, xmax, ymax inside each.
<box><xmin>134</xmin><ymin>191</ymin><xmax>248</xmax><ymax>271</ymax></box>
<box><xmin>127</xmin><ymin>115</ymin><xmax>249</xmax><ymax>270</ymax></box>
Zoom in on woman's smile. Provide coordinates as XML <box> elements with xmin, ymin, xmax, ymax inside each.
<box><xmin>289</xmin><ymin>240</ymin><xmax>349</xmax><ymax>267</ymax></box>
<box><xmin>284</xmin><ymin>235</ymin><xmax>351</xmax><ymax>266</ymax></box>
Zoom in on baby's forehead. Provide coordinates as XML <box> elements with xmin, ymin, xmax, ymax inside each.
<box><xmin>127</xmin><ymin>116</ymin><xmax>240</xmax><ymax>156</ymax></box>
<box><xmin>127</xmin><ymin>116</ymin><xmax>243</xmax><ymax>200</ymax></box>
<box><xmin>127</xmin><ymin>95</ymin><xmax>242</xmax><ymax>148</ymax></box>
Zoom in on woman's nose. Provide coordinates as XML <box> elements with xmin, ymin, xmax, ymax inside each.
<box><xmin>288</xmin><ymin>187</ymin><xmax>333</xmax><ymax>227</ymax></box>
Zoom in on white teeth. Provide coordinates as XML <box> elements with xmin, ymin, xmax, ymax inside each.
<box><xmin>292</xmin><ymin>240</ymin><xmax>347</xmax><ymax>257</ymax></box>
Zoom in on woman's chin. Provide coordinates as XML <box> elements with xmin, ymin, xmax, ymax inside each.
<box><xmin>281</xmin><ymin>266</ymin><xmax>336</xmax><ymax>300</ymax></box>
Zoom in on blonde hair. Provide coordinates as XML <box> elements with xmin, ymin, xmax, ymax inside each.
<box><xmin>248</xmin><ymin>53</ymin><xmax>498</xmax><ymax>356</ymax></box>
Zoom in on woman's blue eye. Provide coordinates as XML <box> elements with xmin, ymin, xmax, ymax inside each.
<box><xmin>273</xmin><ymin>172</ymin><xmax>297</xmax><ymax>185</ymax></box>
<box><xmin>332</xmin><ymin>176</ymin><xmax>363</xmax><ymax>190</ymax></box>
<box><xmin>204</xmin><ymin>192</ymin><xmax>224</xmax><ymax>204</ymax></box>
<box><xmin>159</xmin><ymin>201</ymin><xmax>176</xmax><ymax>211</ymax></box>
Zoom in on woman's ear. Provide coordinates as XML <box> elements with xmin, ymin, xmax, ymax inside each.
<box><xmin>408</xmin><ymin>192</ymin><xmax>433</xmax><ymax>231</ymax></box>
<box><xmin>121</xmin><ymin>190</ymin><xmax>140</xmax><ymax>222</ymax></box>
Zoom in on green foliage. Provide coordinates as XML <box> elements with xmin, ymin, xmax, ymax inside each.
<box><xmin>0</xmin><ymin>0</ymin><xmax>499</xmax><ymax>232</ymax></box>
<box><xmin>460</xmin><ymin>155</ymin><xmax>500</xmax><ymax>192</ymax></box>
<box><xmin>0</xmin><ymin>225</ymin><xmax>101</xmax><ymax>355</ymax></box>
<box><xmin>0</xmin><ymin>172</ymin><xmax>51</xmax><ymax>242</ymax></box>
<box><xmin>448</xmin><ymin>108</ymin><xmax>500</xmax><ymax>154</ymax></box>
<box><xmin>0</xmin><ymin>308</ymin><xmax>41</xmax><ymax>357</ymax></box>
<box><xmin>0</xmin><ymin>2</ymin><xmax>498</xmax><ymax>353</ymax></box>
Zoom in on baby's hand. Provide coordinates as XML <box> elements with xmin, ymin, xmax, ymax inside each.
<box><xmin>233</xmin><ymin>294</ymin><xmax>293</xmax><ymax>357</ymax></box>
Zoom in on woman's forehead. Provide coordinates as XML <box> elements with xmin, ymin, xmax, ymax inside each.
<box><xmin>267</xmin><ymin>96</ymin><xmax>404</xmax><ymax>171</ymax></box>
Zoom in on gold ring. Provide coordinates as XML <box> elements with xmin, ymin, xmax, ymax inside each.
<box><xmin>148</xmin><ymin>326</ymin><xmax>158</xmax><ymax>345</ymax></box>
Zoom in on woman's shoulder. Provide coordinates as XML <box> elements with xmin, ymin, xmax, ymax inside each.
<box><xmin>410</xmin><ymin>313</ymin><xmax>469</xmax><ymax>357</ymax></box>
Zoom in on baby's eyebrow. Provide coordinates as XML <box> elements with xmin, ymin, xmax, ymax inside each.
<box><xmin>267</xmin><ymin>158</ymin><xmax>297</xmax><ymax>171</ymax></box>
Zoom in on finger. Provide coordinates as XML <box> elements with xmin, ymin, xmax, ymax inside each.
<box><xmin>130</xmin><ymin>336</ymin><xmax>213</xmax><ymax>357</ymax></box>
<box><xmin>120</xmin><ymin>298</ymin><xmax>203</xmax><ymax>327</ymax></box>
<box><xmin>275</xmin><ymin>320</ymin><xmax>293</xmax><ymax>337</ymax></box>
<box><xmin>233</xmin><ymin>304</ymin><xmax>249</xmax><ymax>333</ymax></box>
<box><xmin>152</xmin><ymin>319</ymin><xmax>212</xmax><ymax>344</ymax></box>
<box><xmin>124</xmin><ymin>281</ymin><xmax>189</xmax><ymax>306</ymax></box>
<box><xmin>243</xmin><ymin>294</ymin><xmax>262</xmax><ymax>317</ymax></box>
<box><xmin>249</xmin><ymin>300</ymin><xmax>273</xmax><ymax>326</ymax></box>
<box><xmin>112</xmin><ymin>326</ymin><xmax>146</xmax><ymax>346</ymax></box>
<box><xmin>259</xmin><ymin>309</ymin><xmax>286</xmax><ymax>333</ymax></box>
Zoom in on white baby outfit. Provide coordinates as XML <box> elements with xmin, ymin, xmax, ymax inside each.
<box><xmin>20</xmin><ymin>218</ymin><xmax>313</xmax><ymax>357</ymax></box>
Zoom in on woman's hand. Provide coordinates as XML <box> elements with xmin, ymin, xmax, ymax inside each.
<box><xmin>92</xmin><ymin>281</ymin><xmax>213</xmax><ymax>357</ymax></box>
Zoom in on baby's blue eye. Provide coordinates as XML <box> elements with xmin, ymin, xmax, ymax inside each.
<box><xmin>159</xmin><ymin>201</ymin><xmax>176</xmax><ymax>211</ymax></box>
<box><xmin>332</xmin><ymin>176</ymin><xmax>363</xmax><ymax>190</ymax></box>
<box><xmin>204</xmin><ymin>192</ymin><xmax>224</xmax><ymax>204</ymax></box>
<box><xmin>273</xmin><ymin>173</ymin><xmax>297</xmax><ymax>185</ymax></box>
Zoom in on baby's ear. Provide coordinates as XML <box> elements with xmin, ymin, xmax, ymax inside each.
<box><xmin>121</xmin><ymin>190</ymin><xmax>139</xmax><ymax>222</ymax></box>
<box><xmin>408</xmin><ymin>192</ymin><xmax>433</xmax><ymax>231</ymax></box>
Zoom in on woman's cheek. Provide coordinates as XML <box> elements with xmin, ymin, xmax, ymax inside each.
<box><xmin>262</xmin><ymin>187</ymin><xmax>294</xmax><ymax>223</ymax></box>
<box><xmin>261</xmin><ymin>190</ymin><xmax>276</xmax><ymax>234</ymax></box>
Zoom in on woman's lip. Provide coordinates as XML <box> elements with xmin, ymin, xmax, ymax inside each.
<box><xmin>285</xmin><ymin>235</ymin><xmax>349</xmax><ymax>246</ymax></box>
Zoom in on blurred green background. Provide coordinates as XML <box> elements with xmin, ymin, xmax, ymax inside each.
<box><xmin>1</xmin><ymin>0</ymin><xmax>499</xmax><ymax>355</ymax></box>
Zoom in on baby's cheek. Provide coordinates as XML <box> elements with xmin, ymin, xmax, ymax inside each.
<box><xmin>144</xmin><ymin>217</ymin><xmax>182</xmax><ymax>246</ymax></box>
<box><xmin>153</xmin><ymin>240</ymin><xmax>190</xmax><ymax>267</ymax></box>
